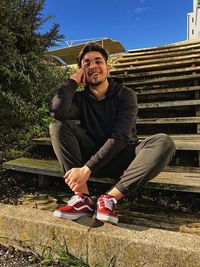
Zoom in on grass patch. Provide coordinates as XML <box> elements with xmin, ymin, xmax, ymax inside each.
<box><xmin>32</xmin><ymin>234</ymin><xmax>90</xmax><ymax>267</ymax></box>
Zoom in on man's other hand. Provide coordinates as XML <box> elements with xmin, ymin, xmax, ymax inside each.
<box><xmin>64</xmin><ymin>165</ymin><xmax>91</xmax><ymax>191</ymax></box>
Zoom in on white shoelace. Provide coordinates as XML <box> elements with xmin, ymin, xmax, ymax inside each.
<box><xmin>100</xmin><ymin>196</ymin><xmax>117</xmax><ymax>210</ymax></box>
<box><xmin>68</xmin><ymin>195</ymin><xmax>83</xmax><ymax>206</ymax></box>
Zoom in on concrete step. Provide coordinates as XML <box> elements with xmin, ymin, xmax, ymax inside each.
<box><xmin>16</xmin><ymin>192</ymin><xmax>200</xmax><ymax>232</ymax></box>
<box><xmin>1</xmin><ymin>203</ymin><xmax>200</xmax><ymax>266</ymax></box>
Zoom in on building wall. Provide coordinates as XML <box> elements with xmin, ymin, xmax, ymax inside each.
<box><xmin>187</xmin><ymin>0</ymin><xmax>200</xmax><ymax>40</ymax></box>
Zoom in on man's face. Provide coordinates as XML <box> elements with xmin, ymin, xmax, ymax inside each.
<box><xmin>81</xmin><ymin>51</ymin><xmax>110</xmax><ymax>87</ymax></box>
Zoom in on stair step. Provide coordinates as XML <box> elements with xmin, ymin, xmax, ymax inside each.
<box><xmin>112</xmin><ymin>54</ymin><xmax>200</xmax><ymax>68</ymax></box>
<box><xmin>117</xmin><ymin>49</ymin><xmax>200</xmax><ymax>63</ymax></box>
<box><xmin>111</xmin><ymin>66</ymin><xmax>200</xmax><ymax>80</ymax></box>
<box><xmin>137</xmin><ymin>117</ymin><xmax>200</xmax><ymax>124</ymax></box>
<box><xmin>110</xmin><ymin>58</ymin><xmax>200</xmax><ymax>73</ymax></box>
<box><xmin>145</xmin><ymin>171</ymin><xmax>200</xmax><ymax>192</ymax></box>
<box><xmin>31</xmin><ymin>135</ymin><xmax>200</xmax><ymax>151</ymax></box>
<box><xmin>127</xmin><ymin>40</ymin><xmax>200</xmax><ymax>55</ymax></box>
<box><xmin>3</xmin><ymin>158</ymin><xmax>62</xmax><ymax>178</ymax></box>
<box><xmin>31</xmin><ymin>137</ymin><xmax>51</xmax><ymax>146</ymax></box>
<box><xmin>2</xmin><ymin>158</ymin><xmax>115</xmax><ymax>184</ymax></box>
<box><xmin>135</xmin><ymin>86</ymin><xmax>200</xmax><ymax>96</ymax></box>
<box><xmin>138</xmin><ymin>99</ymin><xmax>200</xmax><ymax>109</ymax></box>
<box><xmin>3</xmin><ymin>158</ymin><xmax>200</xmax><ymax>193</ymax></box>
<box><xmin>125</xmin><ymin>74</ymin><xmax>200</xmax><ymax>87</ymax></box>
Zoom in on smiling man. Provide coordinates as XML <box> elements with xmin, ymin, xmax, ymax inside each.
<box><xmin>49</xmin><ymin>42</ymin><xmax>175</xmax><ymax>224</ymax></box>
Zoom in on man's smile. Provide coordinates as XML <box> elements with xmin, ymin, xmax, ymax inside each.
<box><xmin>88</xmin><ymin>72</ymin><xmax>101</xmax><ymax>79</ymax></box>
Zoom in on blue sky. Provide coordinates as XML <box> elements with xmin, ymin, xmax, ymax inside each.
<box><xmin>41</xmin><ymin>0</ymin><xmax>193</xmax><ymax>51</ymax></box>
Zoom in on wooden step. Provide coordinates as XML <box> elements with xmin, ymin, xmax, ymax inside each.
<box><xmin>117</xmin><ymin>49</ymin><xmax>200</xmax><ymax>63</ymax></box>
<box><xmin>127</xmin><ymin>40</ymin><xmax>200</xmax><ymax>55</ymax></box>
<box><xmin>139</xmin><ymin>135</ymin><xmax>200</xmax><ymax>151</ymax></box>
<box><xmin>146</xmin><ymin>171</ymin><xmax>200</xmax><ymax>192</ymax></box>
<box><xmin>137</xmin><ymin>117</ymin><xmax>200</xmax><ymax>124</ymax></box>
<box><xmin>31</xmin><ymin>137</ymin><xmax>52</xmax><ymax>146</ymax></box>
<box><xmin>112</xmin><ymin>54</ymin><xmax>200</xmax><ymax>68</ymax></box>
<box><xmin>3</xmin><ymin>158</ymin><xmax>63</xmax><ymax>178</ymax></box>
<box><xmin>124</xmin><ymin>74</ymin><xmax>200</xmax><ymax>87</ymax></box>
<box><xmin>110</xmin><ymin>58</ymin><xmax>200</xmax><ymax>73</ymax></box>
<box><xmin>135</xmin><ymin>86</ymin><xmax>200</xmax><ymax>96</ymax></box>
<box><xmin>31</xmin><ymin>134</ymin><xmax>200</xmax><ymax>151</ymax></box>
<box><xmin>111</xmin><ymin>66</ymin><xmax>200</xmax><ymax>80</ymax></box>
<box><xmin>3</xmin><ymin>157</ymin><xmax>200</xmax><ymax>193</ymax></box>
<box><xmin>138</xmin><ymin>99</ymin><xmax>200</xmax><ymax>109</ymax></box>
<box><xmin>2</xmin><ymin>158</ymin><xmax>115</xmax><ymax>184</ymax></box>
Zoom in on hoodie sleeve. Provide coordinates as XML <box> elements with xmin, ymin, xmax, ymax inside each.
<box><xmin>85</xmin><ymin>88</ymin><xmax>138</xmax><ymax>175</ymax></box>
<box><xmin>49</xmin><ymin>79</ymin><xmax>80</xmax><ymax>120</ymax></box>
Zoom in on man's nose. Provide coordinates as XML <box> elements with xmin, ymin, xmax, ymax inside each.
<box><xmin>89</xmin><ymin>61</ymin><xmax>97</xmax><ymax>68</ymax></box>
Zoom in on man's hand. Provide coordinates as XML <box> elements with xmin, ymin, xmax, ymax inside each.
<box><xmin>64</xmin><ymin>165</ymin><xmax>91</xmax><ymax>192</ymax></box>
<box><xmin>70</xmin><ymin>68</ymin><xmax>86</xmax><ymax>86</ymax></box>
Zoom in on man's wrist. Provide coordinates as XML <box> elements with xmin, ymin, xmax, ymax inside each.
<box><xmin>82</xmin><ymin>165</ymin><xmax>92</xmax><ymax>175</ymax></box>
<box><xmin>69</xmin><ymin>75</ymin><xmax>79</xmax><ymax>84</ymax></box>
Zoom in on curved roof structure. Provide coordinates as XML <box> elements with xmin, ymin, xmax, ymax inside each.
<box><xmin>47</xmin><ymin>38</ymin><xmax>125</xmax><ymax>65</ymax></box>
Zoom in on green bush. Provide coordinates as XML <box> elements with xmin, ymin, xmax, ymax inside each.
<box><xmin>0</xmin><ymin>0</ymin><xmax>76</xmax><ymax>159</ymax></box>
<box><xmin>0</xmin><ymin>0</ymin><xmax>65</xmax><ymax>127</ymax></box>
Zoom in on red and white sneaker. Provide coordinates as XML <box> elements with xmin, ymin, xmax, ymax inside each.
<box><xmin>96</xmin><ymin>194</ymin><xmax>118</xmax><ymax>224</ymax></box>
<box><xmin>53</xmin><ymin>194</ymin><xmax>94</xmax><ymax>220</ymax></box>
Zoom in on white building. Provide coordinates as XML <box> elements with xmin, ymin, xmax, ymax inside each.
<box><xmin>187</xmin><ymin>0</ymin><xmax>200</xmax><ymax>39</ymax></box>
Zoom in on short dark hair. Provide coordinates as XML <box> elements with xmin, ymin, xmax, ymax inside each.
<box><xmin>78</xmin><ymin>42</ymin><xmax>109</xmax><ymax>67</ymax></box>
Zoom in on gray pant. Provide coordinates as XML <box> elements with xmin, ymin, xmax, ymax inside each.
<box><xmin>49</xmin><ymin>120</ymin><xmax>176</xmax><ymax>195</ymax></box>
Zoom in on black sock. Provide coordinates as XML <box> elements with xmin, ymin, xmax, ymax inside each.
<box><xmin>83</xmin><ymin>193</ymin><xmax>91</xmax><ymax>198</ymax></box>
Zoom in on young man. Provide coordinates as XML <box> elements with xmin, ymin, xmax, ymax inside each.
<box><xmin>49</xmin><ymin>42</ymin><xmax>175</xmax><ymax>224</ymax></box>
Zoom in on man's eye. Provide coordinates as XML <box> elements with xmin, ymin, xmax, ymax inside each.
<box><xmin>83</xmin><ymin>62</ymin><xmax>90</xmax><ymax>67</ymax></box>
<box><xmin>96</xmin><ymin>60</ymin><xmax>102</xmax><ymax>64</ymax></box>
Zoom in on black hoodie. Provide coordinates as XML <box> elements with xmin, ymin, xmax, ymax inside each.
<box><xmin>49</xmin><ymin>78</ymin><xmax>138</xmax><ymax>174</ymax></box>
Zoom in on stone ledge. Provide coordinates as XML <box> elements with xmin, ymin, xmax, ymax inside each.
<box><xmin>0</xmin><ymin>203</ymin><xmax>200</xmax><ymax>267</ymax></box>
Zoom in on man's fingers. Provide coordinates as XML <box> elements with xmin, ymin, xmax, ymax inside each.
<box><xmin>64</xmin><ymin>169</ymin><xmax>72</xmax><ymax>179</ymax></box>
<box><xmin>82</xmin><ymin>68</ymin><xmax>87</xmax><ymax>86</ymax></box>
<box><xmin>73</xmin><ymin>183</ymin><xmax>81</xmax><ymax>191</ymax></box>
<box><xmin>64</xmin><ymin>171</ymin><xmax>73</xmax><ymax>184</ymax></box>
<box><xmin>69</xmin><ymin>182</ymin><xmax>79</xmax><ymax>191</ymax></box>
<box><xmin>66</xmin><ymin>178</ymin><xmax>75</xmax><ymax>186</ymax></box>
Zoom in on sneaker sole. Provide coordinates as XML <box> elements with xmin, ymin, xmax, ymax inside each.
<box><xmin>53</xmin><ymin>210</ymin><xmax>93</xmax><ymax>220</ymax></box>
<box><xmin>96</xmin><ymin>212</ymin><xmax>118</xmax><ymax>224</ymax></box>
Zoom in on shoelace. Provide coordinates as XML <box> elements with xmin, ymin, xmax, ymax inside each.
<box><xmin>68</xmin><ymin>195</ymin><xmax>83</xmax><ymax>206</ymax></box>
<box><xmin>99</xmin><ymin>196</ymin><xmax>117</xmax><ymax>211</ymax></box>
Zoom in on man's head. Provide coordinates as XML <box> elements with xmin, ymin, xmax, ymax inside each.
<box><xmin>78</xmin><ymin>42</ymin><xmax>110</xmax><ymax>88</ymax></box>
<box><xmin>78</xmin><ymin>42</ymin><xmax>109</xmax><ymax>68</ymax></box>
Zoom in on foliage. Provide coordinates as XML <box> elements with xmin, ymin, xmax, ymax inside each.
<box><xmin>0</xmin><ymin>0</ymin><xmax>76</xmax><ymax>161</ymax></box>
<box><xmin>0</xmin><ymin>0</ymin><xmax>65</xmax><ymax>127</ymax></box>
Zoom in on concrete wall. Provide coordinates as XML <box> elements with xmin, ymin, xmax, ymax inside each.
<box><xmin>187</xmin><ymin>0</ymin><xmax>200</xmax><ymax>40</ymax></box>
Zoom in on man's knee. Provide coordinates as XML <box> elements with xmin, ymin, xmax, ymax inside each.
<box><xmin>49</xmin><ymin>120</ymin><xmax>62</xmax><ymax>138</ymax></box>
<box><xmin>49</xmin><ymin>120</ymin><xmax>74</xmax><ymax>134</ymax></box>
<box><xmin>155</xmin><ymin>133</ymin><xmax>176</xmax><ymax>155</ymax></box>
<box><xmin>49</xmin><ymin>120</ymin><xmax>78</xmax><ymax>142</ymax></box>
